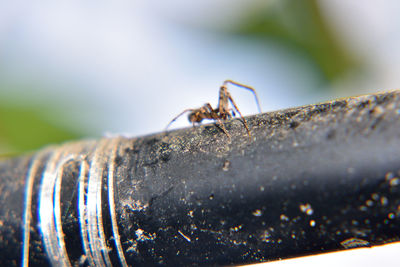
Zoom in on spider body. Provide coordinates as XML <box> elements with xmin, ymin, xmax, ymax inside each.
<box><xmin>166</xmin><ymin>80</ymin><xmax>261</xmax><ymax>138</ymax></box>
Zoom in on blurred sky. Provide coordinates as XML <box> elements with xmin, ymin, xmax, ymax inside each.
<box><xmin>0</xmin><ymin>1</ymin><xmax>400</xmax><ymax>265</ymax></box>
<box><xmin>1</xmin><ymin>0</ymin><xmax>400</xmax><ymax>141</ymax></box>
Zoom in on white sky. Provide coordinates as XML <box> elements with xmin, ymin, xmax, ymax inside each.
<box><xmin>2</xmin><ymin>1</ymin><xmax>399</xmax><ymax>137</ymax></box>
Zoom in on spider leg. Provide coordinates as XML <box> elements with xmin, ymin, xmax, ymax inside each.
<box><xmin>227</xmin><ymin>93</ymin><xmax>251</xmax><ymax>137</ymax></box>
<box><xmin>217</xmin><ymin>85</ymin><xmax>230</xmax><ymax>116</ymax></box>
<box><xmin>205</xmin><ymin>103</ymin><xmax>215</xmax><ymax>113</ymax></box>
<box><xmin>165</xmin><ymin>109</ymin><xmax>194</xmax><ymax>131</ymax></box>
<box><xmin>214</xmin><ymin>116</ymin><xmax>231</xmax><ymax>140</ymax></box>
<box><xmin>203</xmin><ymin>102</ymin><xmax>231</xmax><ymax>139</ymax></box>
<box><xmin>223</xmin><ymin>80</ymin><xmax>262</xmax><ymax>113</ymax></box>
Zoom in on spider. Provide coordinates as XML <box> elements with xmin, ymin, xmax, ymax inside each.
<box><xmin>165</xmin><ymin>80</ymin><xmax>262</xmax><ymax>138</ymax></box>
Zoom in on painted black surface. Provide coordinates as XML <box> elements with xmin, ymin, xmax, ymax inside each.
<box><xmin>0</xmin><ymin>91</ymin><xmax>400</xmax><ymax>266</ymax></box>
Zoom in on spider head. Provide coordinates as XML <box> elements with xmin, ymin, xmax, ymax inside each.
<box><xmin>188</xmin><ymin>110</ymin><xmax>203</xmax><ymax>123</ymax></box>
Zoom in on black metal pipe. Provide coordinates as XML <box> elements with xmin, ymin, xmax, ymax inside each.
<box><xmin>1</xmin><ymin>91</ymin><xmax>400</xmax><ymax>266</ymax></box>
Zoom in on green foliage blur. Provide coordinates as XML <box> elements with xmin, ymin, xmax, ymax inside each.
<box><xmin>0</xmin><ymin>95</ymin><xmax>85</xmax><ymax>158</ymax></box>
<box><xmin>223</xmin><ymin>0</ymin><xmax>359</xmax><ymax>85</ymax></box>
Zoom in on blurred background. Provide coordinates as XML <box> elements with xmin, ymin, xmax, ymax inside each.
<box><xmin>0</xmin><ymin>0</ymin><xmax>399</xmax><ymax>265</ymax></box>
<box><xmin>2</xmin><ymin>0</ymin><xmax>400</xmax><ymax>157</ymax></box>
